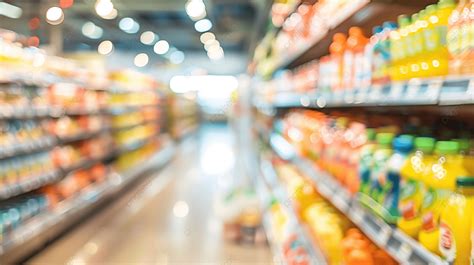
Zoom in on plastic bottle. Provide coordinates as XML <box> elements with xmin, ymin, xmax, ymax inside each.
<box><xmin>460</xmin><ymin>0</ymin><xmax>474</xmax><ymax>74</ymax></box>
<box><xmin>343</xmin><ymin>27</ymin><xmax>368</xmax><ymax>91</ymax></box>
<box><xmin>448</xmin><ymin>0</ymin><xmax>467</xmax><ymax>74</ymax></box>
<box><xmin>398</xmin><ymin>137</ymin><xmax>436</xmax><ymax>238</ymax></box>
<box><xmin>390</xmin><ymin>15</ymin><xmax>411</xmax><ymax>81</ymax></box>
<box><xmin>384</xmin><ymin>135</ymin><xmax>414</xmax><ymax>218</ymax></box>
<box><xmin>372</xmin><ymin>23</ymin><xmax>397</xmax><ymax>86</ymax></box>
<box><xmin>408</xmin><ymin>12</ymin><xmax>424</xmax><ymax>78</ymax></box>
<box><xmin>432</xmin><ymin>0</ymin><xmax>456</xmax><ymax>76</ymax></box>
<box><xmin>329</xmin><ymin>33</ymin><xmax>347</xmax><ymax>92</ymax></box>
<box><xmin>419</xmin><ymin>141</ymin><xmax>469</xmax><ymax>255</ymax></box>
<box><xmin>439</xmin><ymin>177</ymin><xmax>474</xmax><ymax>265</ymax></box>
<box><xmin>359</xmin><ymin>129</ymin><xmax>377</xmax><ymax>195</ymax></box>
<box><xmin>369</xmin><ymin>133</ymin><xmax>394</xmax><ymax>204</ymax></box>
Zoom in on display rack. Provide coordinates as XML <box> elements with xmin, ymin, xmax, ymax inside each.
<box><xmin>0</xmin><ymin>140</ymin><xmax>176</xmax><ymax>264</ymax></box>
<box><xmin>256</xmin><ymin>76</ymin><xmax>474</xmax><ymax>110</ymax></box>
<box><xmin>260</xmin><ymin>158</ymin><xmax>328</xmax><ymax>265</ymax></box>
<box><xmin>267</xmin><ymin>132</ymin><xmax>448</xmax><ymax>265</ymax></box>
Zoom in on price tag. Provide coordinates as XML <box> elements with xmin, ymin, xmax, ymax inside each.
<box><xmin>369</xmin><ymin>84</ymin><xmax>383</xmax><ymax>102</ymax></box>
<box><xmin>389</xmin><ymin>82</ymin><xmax>405</xmax><ymax>101</ymax></box>
<box><xmin>406</xmin><ymin>80</ymin><xmax>422</xmax><ymax>99</ymax></box>
<box><xmin>332</xmin><ymin>194</ymin><xmax>349</xmax><ymax>213</ymax></box>
<box><xmin>350</xmin><ymin>205</ymin><xmax>365</xmax><ymax>224</ymax></box>
<box><xmin>398</xmin><ymin>242</ymin><xmax>413</xmax><ymax>262</ymax></box>
<box><xmin>378</xmin><ymin>225</ymin><xmax>392</xmax><ymax>246</ymax></box>
<box><xmin>426</xmin><ymin>79</ymin><xmax>443</xmax><ymax>101</ymax></box>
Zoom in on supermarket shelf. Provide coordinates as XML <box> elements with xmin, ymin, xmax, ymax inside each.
<box><xmin>107</xmin><ymin>104</ymin><xmax>159</xmax><ymax>115</ymax></box>
<box><xmin>268</xmin><ymin>133</ymin><xmax>448</xmax><ymax>265</ymax></box>
<box><xmin>0</xmin><ymin>170</ymin><xmax>61</xmax><ymax>200</ymax></box>
<box><xmin>260</xmin><ymin>77</ymin><xmax>474</xmax><ymax>109</ymax></box>
<box><xmin>111</xmin><ymin>119</ymin><xmax>158</xmax><ymax>132</ymax></box>
<box><xmin>0</xmin><ymin>141</ymin><xmax>176</xmax><ymax>263</ymax></box>
<box><xmin>58</xmin><ymin>128</ymin><xmax>110</xmax><ymax>144</ymax></box>
<box><xmin>61</xmin><ymin>152</ymin><xmax>115</xmax><ymax>175</ymax></box>
<box><xmin>272</xmin><ymin>0</ymin><xmax>435</xmax><ymax>71</ymax></box>
<box><xmin>114</xmin><ymin>135</ymin><xmax>158</xmax><ymax>154</ymax></box>
<box><xmin>0</xmin><ymin>137</ymin><xmax>57</xmax><ymax>160</ymax></box>
<box><xmin>0</xmin><ymin>106</ymin><xmax>60</xmax><ymax>119</ymax></box>
<box><xmin>260</xmin><ymin>158</ymin><xmax>328</xmax><ymax>265</ymax></box>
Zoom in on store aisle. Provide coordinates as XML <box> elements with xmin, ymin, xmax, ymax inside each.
<box><xmin>27</xmin><ymin>123</ymin><xmax>272</xmax><ymax>265</ymax></box>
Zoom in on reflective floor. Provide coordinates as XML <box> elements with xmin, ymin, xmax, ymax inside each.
<box><xmin>27</xmin><ymin>123</ymin><xmax>272</xmax><ymax>264</ymax></box>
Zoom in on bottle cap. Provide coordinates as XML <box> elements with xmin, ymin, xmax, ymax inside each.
<box><xmin>456</xmin><ymin>177</ymin><xmax>474</xmax><ymax>187</ymax></box>
<box><xmin>393</xmin><ymin>135</ymin><xmax>414</xmax><ymax>153</ymax></box>
<box><xmin>414</xmin><ymin>137</ymin><xmax>435</xmax><ymax>152</ymax></box>
<box><xmin>425</xmin><ymin>5</ymin><xmax>437</xmax><ymax>14</ymax></box>
<box><xmin>333</xmin><ymin>33</ymin><xmax>347</xmax><ymax>42</ymax></box>
<box><xmin>366</xmin><ymin>128</ymin><xmax>376</xmax><ymax>141</ymax></box>
<box><xmin>435</xmin><ymin>141</ymin><xmax>459</xmax><ymax>155</ymax></box>
<box><xmin>452</xmin><ymin>139</ymin><xmax>470</xmax><ymax>153</ymax></box>
<box><xmin>373</xmin><ymin>26</ymin><xmax>383</xmax><ymax>35</ymax></box>
<box><xmin>376</xmin><ymin>133</ymin><xmax>395</xmax><ymax>146</ymax></box>
<box><xmin>438</xmin><ymin>0</ymin><xmax>455</xmax><ymax>9</ymax></box>
<box><xmin>383</xmin><ymin>21</ymin><xmax>398</xmax><ymax>30</ymax></box>
<box><xmin>398</xmin><ymin>15</ymin><xmax>411</xmax><ymax>27</ymax></box>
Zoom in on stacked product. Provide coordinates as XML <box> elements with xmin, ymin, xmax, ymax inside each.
<box><xmin>272</xmin><ymin>160</ymin><xmax>397</xmax><ymax>265</ymax></box>
<box><xmin>277</xmin><ymin>109</ymin><xmax>474</xmax><ymax>264</ymax></box>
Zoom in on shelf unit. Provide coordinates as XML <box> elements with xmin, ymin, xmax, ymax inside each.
<box><xmin>266</xmin><ymin>132</ymin><xmax>448</xmax><ymax>265</ymax></box>
<box><xmin>0</xmin><ymin>141</ymin><xmax>176</xmax><ymax>264</ymax></box>
<box><xmin>260</xmin><ymin>157</ymin><xmax>328</xmax><ymax>265</ymax></box>
<box><xmin>267</xmin><ymin>0</ymin><xmax>437</xmax><ymax>73</ymax></box>
<box><xmin>256</xmin><ymin>76</ymin><xmax>474</xmax><ymax>110</ymax></box>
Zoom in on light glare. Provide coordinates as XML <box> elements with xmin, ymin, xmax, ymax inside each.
<box><xmin>154</xmin><ymin>40</ymin><xmax>169</xmax><ymax>55</ymax></box>
<box><xmin>194</xmin><ymin>19</ymin><xmax>212</xmax><ymax>32</ymax></box>
<box><xmin>134</xmin><ymin>53</ymin><xmax>149</xmax><ymax>67</ymax></box>
<box><xmin>98</xmin><ymin>40</ymin><xmax>113</xmax><ymax>55</ymax></box>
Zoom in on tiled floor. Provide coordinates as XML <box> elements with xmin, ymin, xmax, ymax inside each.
<box><xmin>27</xmin><ymin>123</ymin><xmax>272</xmax><ymax>264</ymax></box>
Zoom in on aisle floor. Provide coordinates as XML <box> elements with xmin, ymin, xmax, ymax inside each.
<box><xmin>27</xmin><ymin>123</ymin><xmax>272</xmax><ymax>264</ymax></box>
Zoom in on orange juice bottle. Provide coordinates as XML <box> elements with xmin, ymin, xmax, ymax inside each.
<box><xmin>329</xmin><ymin>33</ymin><xmax>347</xmax><ymax>92</ymax></box>
<box><xmin>447</xmin><ymin>0</ymin><xmax>467</xmax><ymax>74</ymax></box>
<box><xmin>460</xmin><ymin>0</ymin><xmax>474</xmax><ymax>74</ymax></box>
<box><xmin>439</xmin><ymin>177</ymin><xmax>474</xmax><ymax>265</ymax></box>
<box><xmin>398</xmin><ymin>137</ymin><xmax>435</xmax><ymax>238</ymax></box>
<box><xmin>419</xmin><ymin>141</ymin><xmax>469</xmax><ymax>255</ymax></box>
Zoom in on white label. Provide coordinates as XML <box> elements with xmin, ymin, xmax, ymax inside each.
<box><xmin>439</xmin><ymin>222</ymin><xmax>456</xmax><ymax>262</ymax></box>
<box><xmin>398</xmin><ymin>242</ymin><xmax>413</xmax><ymax>261</ymax></box>
<box><xmin>389</xmin><ymin>83</ymin><xmax>404</xmax><ymax>99</ymax></box>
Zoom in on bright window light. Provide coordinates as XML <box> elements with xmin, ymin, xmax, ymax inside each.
<box><xmin>0</xmin><ymin>2</ymin><xmax>22</xmax><ymax>19</ymax></box>
<box><xmin>98</xmin><ymin>40</ymin><xmax>113</xmax><ymax>55</ymax></box>
<box><xmin>134</xmin><ymin>53</ymin><xmax>149</xmax><ymax>67</ymax></box>
<box><xmin>46</xmin><ymin>7</ymin><xmax>64</xmax><ymax>25</ymax></box>
<box><xmin>154</xmin><ymin>40</ymin><xmax>169</xmax><ymax>55</ymax></box>
<box><xmin>169</xmin><ymin>75</ymin><xmax>238</xmax><ymax>94</ymax></box>
<box><xmin>140</xmin><ymin>31</ymin><xmax>156</xmax><ymax>45</ymax></box>
<box><xmin>194</xmin><ymin>19</ymin><xmax>212</xmax><ymax>32</ymax></box>
<box><xmin>200</xmin><ymin>32</ymin><xmax>215</xmax><ymax>44</ymax></box>
<box><xmin>185</xmin><ymin>0</ymin><xmax>206</xmax><ymax>21</ymax></box>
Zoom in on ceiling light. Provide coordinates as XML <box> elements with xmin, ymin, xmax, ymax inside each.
<box><xmin>140</xmin><ymin>31</ymin><xmax>156</xmax><ymax>45</ymax></box>
<box><xmin>204</xmin><ymin>39</ymin><xmax>219</xmax><ymax>51</ymax></box>
<box><xmin>200</xmin><ymin>32</ymin><xmax>215</xmax><ymax>44</ymax></box>
<box><xmin>119</xmin><ymin>17</ymin><xmax>139</xmax><ymax>33</ymax></box>
<box><xmin>169</xmin><ymin>51</ymin><xmax>185</xmax><ymax>64</ymax></box>
<box><xmin>194</xmin><ymin>19</ymin><xmax>212</xmax><ymax>32</ymax></box>
<box><xmin>134</xmin><ymin>53</ymin><xmax>149</xmax><ymax>67</ymax></box>
<box><xmin>0</xmin><ymin>2</ymin><xmax>23</xmax><ymax>19</ymax></box>
<box><xmin>102</xmin><ymin>8</ymin><xmax>117</xmax><ymax>19</ymax></box>
<box><xmin>185</xmin><ymin>0</ymin><xmax>206</xmax><ymax>21</ymax></box>
<box><xmin>81</xmin><ymin>22</ymin><xmax>103</xmax><ymax>39</ymax></box>
<box><xmin>154</xmin><ymin>40</ymin><xmax>169</xmax><ymax>55</ymax></box>
<box><xmin>98</xmin><ymin>40</ymin><xmax>113</xmax><ymax>55</ymax></box>
<box><xmin>46</xmin><ymin>7</ymin><xmax>64</xmax><ymax>25</ymax></box>
<box><xmin>95</xmin><ymin>0</ymin><xmax>114</xmax><ymax>18</ymax></box>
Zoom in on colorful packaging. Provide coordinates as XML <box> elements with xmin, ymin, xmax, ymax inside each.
<box><xmin>359</xmin><ymin>129</ymin><xmax>377</xmax><ymax>195</ymax></box>
<box><xmin>439</xmin><ymin>177</ymin><xmax>474</xmax><ymax>265</ymax></box>
<box><xmin>419</xmin><ymin>141</ymin><xmax>469</xmax><ymax>254</ymax></box>
<box><xmin>369</xmin><ymin>133</ymin><xmax>394</xmax><ymax>203</ymax></box>
<box><xmin>398</xmin><ymin>137</ymin><xmax>435</xmax><ymax>238</ymax></box>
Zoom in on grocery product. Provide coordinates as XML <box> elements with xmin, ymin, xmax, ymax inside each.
<box><xmin>359</xmin><ymin>129</ymin><xmax>377</xmax><ymax>195</ymax></box>
<box><xmin>369</xmin><ymin>133</ymin><xmax>394</xmax><ymax>204</ymax></box>
<box><xmin>329</xmin><ymin>33</ymin><xmax>347</xmax><ymax>91</ymax></box>
<box><xmin>398</xmin><ymin>137</ymin><xmax>436</xmax><ymax>238</ymax></box>
<box><xmin>370</xmin><ymin>23</ymin><xmax>397</xmax><ymax>86</ymax></box>
<box><xmin>439</xmin><ymin>177</ymin><xmax>474</xmax><ymax>265</ymax></box>
<box><xmin>419</xmin><ymin>141</ymin><xmax>469</xmax><ymax>254</ymax></box>
<box><xmin>447</xmin><ymin>0</ymin><xmax>466</xmax><ymax>74</ymax></box>
<box><xmin>343</xmin><ymin>27</ymin><xmax>368</xmax><ymax>90</ymax></box>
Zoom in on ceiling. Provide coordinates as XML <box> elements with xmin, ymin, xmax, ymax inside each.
<box><xmin>0</xmin><ymin>0</ymin><xmax>269</xmax><ymax>75</ymax></box>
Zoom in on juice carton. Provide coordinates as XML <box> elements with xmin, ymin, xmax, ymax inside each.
<box><xmin>439</xmin><ymin>177</ymin><xmax>474</xmax><ymax>265</ymax></box>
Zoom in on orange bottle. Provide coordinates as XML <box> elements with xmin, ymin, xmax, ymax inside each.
<box><xmin>460</xmin><ymin>0</ymin><xmax>474</xmax><ymax>74</ymax></box>
<box><xmin>329</xmin><ymin>33</ymin><xmax>347</xmax><ymax>92</ymax></box>
<box><xmin>343</xmin><ymin>27</ymin><xmax>369</xmax><ymax>91</ymax></box>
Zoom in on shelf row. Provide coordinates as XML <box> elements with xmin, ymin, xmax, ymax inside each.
<box><xmin>0</xmin><ymin>134</ymin><xmax>163</xmax><ymax>200</ymax></box>
<box><xmin>0</xmin><ymin>103</ymin><xmax>161</xmax><ymax>120</ymax></box>
<box><xmin>268</xmin><ymin>133</ymin><xmax>447</xmax><ymax>265</ymax></box>
<box><xmin>0</xmin><ymin>140</ymin><xmax>176</xmax><ymax>263</ymax></box>
<box><xmin>259</xmin><ymin>158</ymin><xmax>328</xmax><ymax>265</ymax></box>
